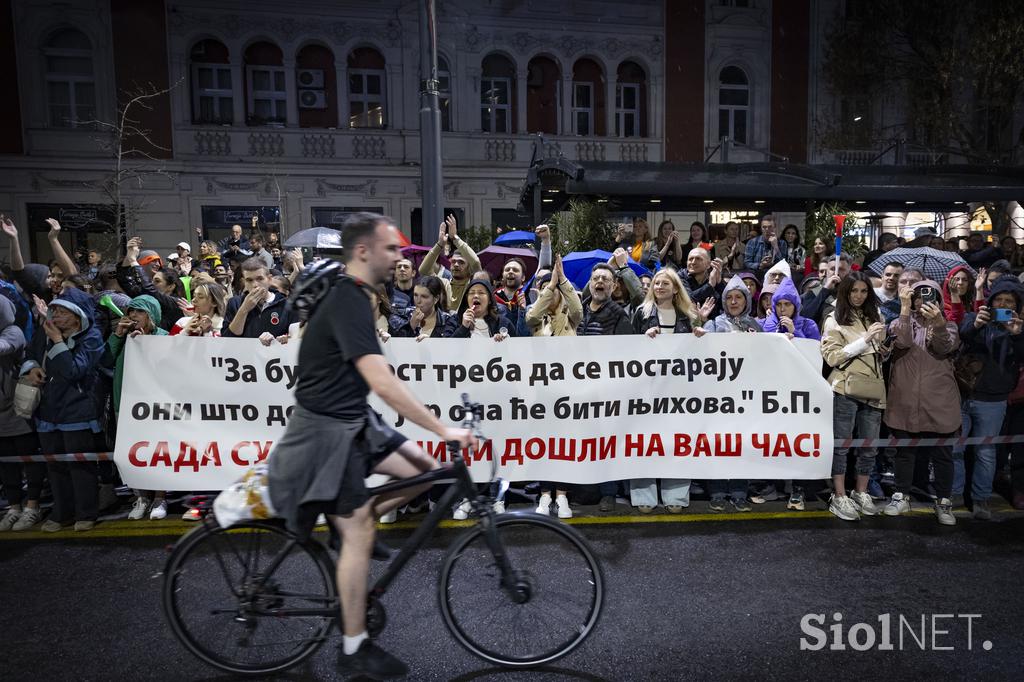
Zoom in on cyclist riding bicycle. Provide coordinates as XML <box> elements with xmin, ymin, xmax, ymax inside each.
<box><xmin>267</xmin><ymin>212</ymin><xmax>476</xmax><ymax>679</ymax></box>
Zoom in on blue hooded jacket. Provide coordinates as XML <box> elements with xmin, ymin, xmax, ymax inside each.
<box><xmin>20</xmin><ymin>286</ymin><xmax>104</xmax><ymax>430</ymax></box>
<box><xmin>762</xmin><ymin>277</ymin><xmax>821</xmax><ymax>340</ymax></box>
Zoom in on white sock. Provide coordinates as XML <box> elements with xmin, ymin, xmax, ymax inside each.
<box><xmin>343</xmin><ymin>632</ymin><xmax>368</xmax><ymax>655</ymax></box>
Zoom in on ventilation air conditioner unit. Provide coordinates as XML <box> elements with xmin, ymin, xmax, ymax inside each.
<box><xmin>297</xmin><ymin>69</ymin><xmax>325</xmax><ymax>89</ymax></box>
<box><xmin>299</xmin><ymin>90</ymin><xmax>328</xmax><ymax>109</ymax></box>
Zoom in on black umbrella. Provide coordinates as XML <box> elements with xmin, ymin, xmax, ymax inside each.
<box><xmin>283</xmin><ymin>227</ymin><xmax>342</xmax><ymax>249</ymax></box>
<box><xmin>867</xmin><ymin>247</ymin><xmax>975</xmax><ymax>282</ymax></box>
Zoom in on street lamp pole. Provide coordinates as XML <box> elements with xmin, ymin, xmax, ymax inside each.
<box><xmin>419</xmin><ymin>0</ymin><xmax>443</xmax><ymax>245</ymax></box>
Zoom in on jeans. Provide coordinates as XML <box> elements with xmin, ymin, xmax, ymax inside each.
<box><xmin>832</xmin><ymin>393</ymin><xmax>882</xmax><ymax>476</ymax></box>
<box><xmin>890</xmin><ymin>429</ymin><xmax>954</xmax><ymax>499</ymax></box>
<box><xmin>629</xmin><ymin>479</ymin><xmax>691</xmax><ymax>507</ymax></box>
<box><xmin>708</xmin><ymin>479</ymin><xmax>748</xmax><ymax>501</ymax></box>
<box><xmin>953</xmin><ymin>399</ymin><xmax>1008</xmax><ymax>502</ymax></box>
<box><xmin>39</xmin><ymin>430</ymin><xmax>99</xmax><ymax>523</ymax></box>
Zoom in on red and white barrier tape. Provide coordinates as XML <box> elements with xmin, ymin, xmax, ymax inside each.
<box><xmin>1</xmin><ymin>435</ymin><xmax>1023</xmax><ymax>463</ymax></box>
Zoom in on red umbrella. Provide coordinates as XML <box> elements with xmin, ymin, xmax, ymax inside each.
<box><xmin>477</xmin><ymin>245</ymin><xmax>538</xmax><ymax>280</ymax></box>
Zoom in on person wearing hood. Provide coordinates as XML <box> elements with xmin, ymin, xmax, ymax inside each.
<box><xmin>442</xmin><ymin>278</ymin><xmax>515</xmax><ymax>341</ymax></box>
<box><xmin>765</xmin><ymin>251</ymin><xmax>794</xmax><ymax>288</ymax></box>
<box><xmin>704</xmin><ymin>275</ymin><xmax>763</xmax><ymax>334</ymax></box>
<box><xmin>762</xmin><ymin>277</ymin><xmax>821</xmax><ymax>340</ymax></box>
<box><xmin>755</xmin><ymin>280</ymin><xmax>778</xmax><ymax>323</ymax></box>
<box><xmin>954</xmin><ymin>275</ymin><xmax>1024</xmax><ymax>520</ymax></box>
<box><xmin>702</xmin><ymin>275</ymin><xmax>759</xmax><ymax>512</ymax></box>
<box><xmin>19</xmin><ymin>287</ymin><xmax>104</xmax><ymax>532</ymax></box>
<box><xmin>882</xmin><ymin>281</ymin><xmax>961</xmax><ymax>525</ymax></box>
<box><xmin>106</xmin><ymin>295</ymin><xmax>171</xmax><ymax>521</ymax></box>
<box><xmin>942</xmin><ymin>265</ymin><xmax>979</xmax><ymax>325</ymax></box>
<box><xmin>820</xmin><ymin>272</ymin><xmax>887</xmax><ymax>522</ymax></box>
<box><xmin>0</xmin><ymin>296</ymin><xmax>44</xmax><ymax>532</ymax></box>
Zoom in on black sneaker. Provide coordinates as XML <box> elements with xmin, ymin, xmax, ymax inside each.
<box><xmin>598</xmin><ymin>495</ymin><xmax>616</xmax><ymax>512</ymax></box>
<box><xmin>338</xmin><ymin>640</ymin><xmax>408</xmax><ymax>679</ymax></box>
<box><xmin>708</xmin><ymin>497</ymin><xmax>726</xmax><ymax>512</ymax></box>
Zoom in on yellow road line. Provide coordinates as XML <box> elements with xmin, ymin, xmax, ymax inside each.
<box><xmin>4</xmin><ymin>504</ymin><xmax>1007</xmax><ymax>541</ymax></box>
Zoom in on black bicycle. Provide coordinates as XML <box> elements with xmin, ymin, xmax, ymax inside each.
<box><xmin>161</xmin><ymin>395</ymin><xmax>604</xmax><ymax>676</ymax></box>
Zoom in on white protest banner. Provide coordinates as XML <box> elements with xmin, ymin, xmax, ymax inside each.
<box><xmin>114</xmin><ymin>334</ymin><xmax>834</xmax><ymax>491</ymax></box>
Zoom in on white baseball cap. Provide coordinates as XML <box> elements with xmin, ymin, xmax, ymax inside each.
<box><xmin>176</xmin><ymin>241</ymin><xmax>190</xmax><ymax>251</ymax></box>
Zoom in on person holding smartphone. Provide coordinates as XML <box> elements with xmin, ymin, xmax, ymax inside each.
<box><xmin>882</xmin><ymin>281</ymin><xmax>961</xmax><ymax>525</ymax></box>
<box><xmin>955</xmin><ymin>275</ymin><xmax>1024</xmax><ymax>520</ymax></box>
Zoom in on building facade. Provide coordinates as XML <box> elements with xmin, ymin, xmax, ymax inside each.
<box><xmin>7</xmin><ymin>0</ymin><xmax>1008</xmax><ymax>266</ymax></box>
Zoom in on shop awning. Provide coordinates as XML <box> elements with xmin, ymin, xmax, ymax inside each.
<box><xmin>518</xmin><ymin>159</ymin><xmax>1024</xmax><ymax>219</ymax></box>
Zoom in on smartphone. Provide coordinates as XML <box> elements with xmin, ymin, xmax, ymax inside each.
<box><xmin>993</xmin><ymin>308</ymin><xmax>1014</xmax><ymax>323</ymax></box>
<box><xmin>916</xmin><ymin>286</ymin><xmax>939</xmax><ymax>306</ymax></box>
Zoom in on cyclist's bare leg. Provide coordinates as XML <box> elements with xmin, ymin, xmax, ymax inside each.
<box><xmin>368</xmin><ymin>440</ymin><xmax>440</xmax><ymax>517</ymax></box>
<box><xmin>329</xmin><ymin>506</ymin><xmax>375</xmax><ymax>636</ymax></box>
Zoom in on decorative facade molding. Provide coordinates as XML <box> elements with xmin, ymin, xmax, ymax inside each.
<box><xmin>484</xmin><ymin>138</ymin><xmax>516</xmax><ymax>162</ymax></box>
<box><xmin>204</xmin><ymin>176</ymin><xmax>264</xmax><ymax>194</ymax></box>
<box><xmin>301</xmin><ymin>134</ymin><xmax>336</xmax><ymax>159</ymax></box>
<box><xmin>248</xmin><ymin>133</ymin><xmax>285</xmax><ymax>157</ymax></box>
<box><xmin>352</xmin><ymin>135</ymin><xmax>386</xmax><ymax>159</ymax></box>
<box><xmin>30</xmin><ymin>174</ymin><xmax>102</xmax><ymax>191</ymax></box>
<box><xmin>315</xmin><ymin>178</ymin><xmax>378</xmax><ymax>198</ymax></box>
<box><xmin>168</xmin><ymin>10</ymin><xmax>403</xmax><ymax>47</ymax></box>
<box><xmin>495</xmin><ymin>182</ymin><xmax>520</xmax><ymax>200</ymax></box>
<box><xmin>462</xmin><ymin>24</ymin><xmax>662</xmax><ymax>61</ymax></box>
<box><xmin>195</xmin><ymin>131</ymin><xmax>232</xmax><ymax>156</ymax></box>
<box><xmin>575</xmin><ymin>141</ymin><xmax>606</xmax><ymax>162</ymax></box>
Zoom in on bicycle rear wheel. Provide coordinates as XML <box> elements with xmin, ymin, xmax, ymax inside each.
<box><xmin>439</xmin><ymin>513</ymin><xmax>604</xmax><ymax>667</ymax></box>
<box><xmin>162</xmin><ymin>520</ymin><xmax>337</xmax><ymax>676</ymax></box>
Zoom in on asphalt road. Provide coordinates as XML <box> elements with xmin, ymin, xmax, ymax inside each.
<box><xmin>2</xmin><ymin>503</ymin><xmax>1023</xmax><ymax>681</ymax></box>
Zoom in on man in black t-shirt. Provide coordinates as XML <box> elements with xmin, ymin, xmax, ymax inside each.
<box><xmin>268</xmin><ymin>213</ymin><xmax>475</xmax><ymax>679</ymax></box>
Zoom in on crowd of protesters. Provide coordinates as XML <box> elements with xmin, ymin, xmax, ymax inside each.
<box><xmin>1</xmin><ymin>210</ymin><xmax>1022</xmax><ymax>532</ymax></box>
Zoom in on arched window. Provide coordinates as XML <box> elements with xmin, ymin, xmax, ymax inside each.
<box><xmin>44</xmin><ymin>29</ymin><xmax>95</xmax><ymax>128</ymax></box>
<box><xmin>718</xmin><ymin>65</ymin><xmax>749</xmax><ymax>144</ymax></box>
<box><xmin>348</xmin><ymin>47</ymin><xmax>386</xmax><ymax>128</ymax></box>
<box><xmin>481</xmin><ymin>54</ymin><xmax>516</xmax><ymax>134</ymax></box>
<box><xmin>245</xmin><ymin>41</ymin><xmax>286</xmax><ymax>125</ymax></box>
<box><xmin>190</xmin><ymin>39</ymin><xmax>232</xmax><ymax>125</ymax></box>
<box><xmin>572</xmin><ymin>58</ymin><xmax>605</xmax><ymax>136</ymax></box>
<box><xmin>526</xmin><ymin>56</ymin><xmax>559</xmax><ymax>135</ymax></box>
<box><xmin>615</xmin><ymin>61</ymin><xmax>646</xmax><ymax>138</ymax></box>
<box><xmin>437</xmin><ymin>55</ymin><xmax>452</xmax><ymax>132</ymax></box>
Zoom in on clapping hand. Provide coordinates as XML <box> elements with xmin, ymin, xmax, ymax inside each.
<box><xmin>708</xmin><ymin>259</ymin><xmax>723</xmax><ymax>287</ymax></box>
<box><xmin>44</xmin><ymin>218</ymin><xmax>62</xmax><ymax>240</ymax></box>
<box><xmin>42</xmin><ymin>318</ymin><xmax>63</xmax><ymax>343</ymax></box>
<box><xmin>698</xmin><ymin>297</ymin><xmax>716</xmax><ymax>321</ymax></box>
<box><xmin>0</xmin><ymin>215</ymin><xmax>17</xmax><ymax>239</ymax></box>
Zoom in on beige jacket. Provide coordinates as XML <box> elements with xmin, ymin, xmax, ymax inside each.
<box><xmin>883</xmin><ymin>313</ymin><xmax>961</xmax><ymax>433</ymax></box>
<box><xmin>419</xmin><ymin>237</ymin><xmax>482</xmax><ymax>312</ymax></box>
<box><xmin>820</xmin><ymin>311</ymin><xmax>886</xmax><ymax>409</ymax></box>
<box><xmin>526</xmin><ymin>281</ymin><xmax>583</xmax><ymax>336</ymax></box>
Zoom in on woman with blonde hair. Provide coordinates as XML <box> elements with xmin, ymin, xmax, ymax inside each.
<box><xmin>629</xmin><ymin>269</ymin><xmax>706</xmax><ymax>514</ymax></box>
<box><xmin>170</xmin><ymin>282</ymin><xmax>228</xmax><ymax>337</ymax></box>
<box><xmin>626</xmin><ymin>218</ymin><xmax>661</xmax><ymax>271</ymax></box>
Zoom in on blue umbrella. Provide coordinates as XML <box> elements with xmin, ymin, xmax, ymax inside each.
<box><xmin>493</xmin><ymin>230</ymin><xmax>536</xmax><ymax>247</ymax></box>
<box><xmin>561</xmin><ymin>250</ymin><xmax>651</xmax><ymax>289</ymax></box>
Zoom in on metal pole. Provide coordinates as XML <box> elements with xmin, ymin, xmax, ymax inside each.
<box><xmin>419</xmin><ymin>0</ymin><xmax>443</xmax><ymax>245</ymax></box>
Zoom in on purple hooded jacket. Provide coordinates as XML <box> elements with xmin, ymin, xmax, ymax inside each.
<box><xmin>762</xmin><ymin>276</ymin><xmax>821</xmax><ymax>340</ymax></box>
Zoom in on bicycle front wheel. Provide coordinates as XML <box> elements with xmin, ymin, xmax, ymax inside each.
<box><xmin>162</xmin><ymin>519</ymin><xmax>337</xmax><ymax>677</ymax></box>
<box><xmin>439</xmin><ymin>513</ymin><xmax>604</xmax><ymax>667</ymax></box>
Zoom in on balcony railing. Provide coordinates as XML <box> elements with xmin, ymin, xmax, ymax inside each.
<box><xmin>176</xmin><ymin>125</ymin><xmax>662</xmax><ymax>166</ymax></box>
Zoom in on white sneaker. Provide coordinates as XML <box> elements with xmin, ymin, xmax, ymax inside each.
<box><xmin>829</xmin><ymin>494</ymin><xmax>860</xmax><ymax>522</ymax></box>
<box><xmin>492</xmin><ymin>500</ymin><xmax>505</xmax><ymax>514</ymax></box>
<box><xmin>11</xmin><ymin>507</ymin><xmax>41</xmax><ymax>532</ymax></box>
<box><xmin>0</xmin><ymin>508</ymin><xmax>21</xmax><ymax>531</ymax></box>
<box><xmin>128</xmin><ymin>497</ymin><xmax>150</xmax><ymax>520</ymax></box>
<box><xmin>453</xmin><ymin>499</ymin><xmax>471</xmax><ymax>520</ymax></box>
<box><xmin>555</xmin><ymin>494</ymin><xmax>572</xmax><ymax>519</ymax></box>
<box><xmin>884</xmin><ymin>492</ymin><xmax>910</xmax><ymax>516</ymax></box>
<box><xmin>149</xmin><ymin>499</ymin><xmax>167</xmax><ymax>520</ymax></box>
<box><xmin>379</xmin><ymin>509</ymin><xmax>398</xmax><ymax>524</ymax></box>
<box><xmin>935</xmin><ymin>498</ymin><xmax>957</xmax><ymax>526</ymax></box>
<box><xmin>535</xmin><ymin>493</ymin><xmax>552</xmax><ymax>515</ymax></box>
<box><xmin>850</xmin><ymin>490</ymin><xmax>878</xmax><ymax>516</ymax></box>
